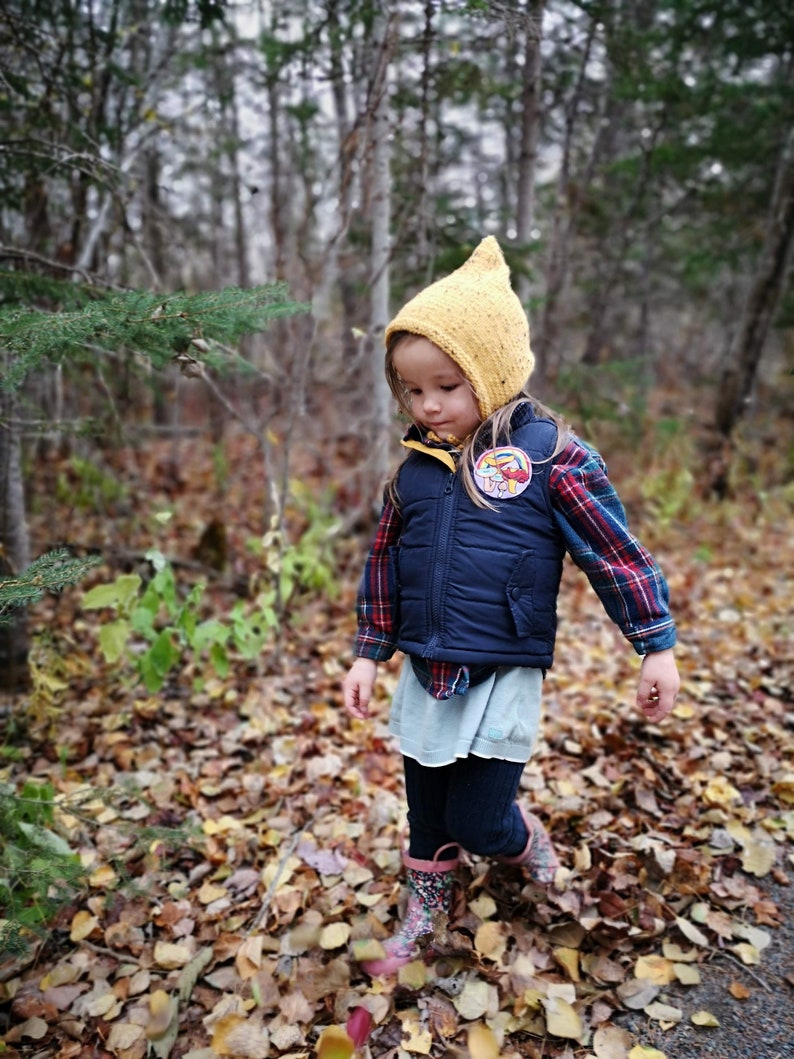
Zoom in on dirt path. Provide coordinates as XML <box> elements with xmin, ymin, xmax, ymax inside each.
<box><xmin>616</xmin><ymin>878</ymin><xmax>794</xmax><ymax>1058</ymax></box>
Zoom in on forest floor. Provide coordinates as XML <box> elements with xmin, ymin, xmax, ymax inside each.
<box><xmin>1</xmin><ymin>428</ymin><xmax>793</xmax><ymax>1059</ymax></box>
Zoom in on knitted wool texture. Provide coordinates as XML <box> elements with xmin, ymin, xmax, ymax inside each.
<box><xmin>385</xmin><ymin>236</ymin><xmax>534</xmax><ymax>420</ymax></box>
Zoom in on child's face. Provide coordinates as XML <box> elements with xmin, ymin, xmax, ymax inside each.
<box><xmin>392</xmin><ymin>336</ymin><xmax>481</xmax><ymax>441</ymax></box>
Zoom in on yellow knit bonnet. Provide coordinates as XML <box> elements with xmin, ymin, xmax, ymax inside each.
<box><xmin>384</xmin><ymin>236</ymin><xmax>534</xmax><ymax>420</ymax></box>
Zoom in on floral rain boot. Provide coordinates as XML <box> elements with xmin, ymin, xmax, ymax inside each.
<box><xmin>361</xmin><ymin>845</ymin><xmax>458</xmax><ymax>976</ymax></box>
<box><xmin>497</xmin><ymin>804</ymin><xmax>560</xmax><ymax>884</ymax></box>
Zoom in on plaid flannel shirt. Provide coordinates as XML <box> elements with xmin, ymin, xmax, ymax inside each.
<box><xmin>354</xmin><ymin>436</ymin><xmax>676</xmax><ymax>699</ymax></box>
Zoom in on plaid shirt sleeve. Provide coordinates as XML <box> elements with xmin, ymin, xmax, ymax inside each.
<box><xmin>550</xmin><ymin>438</ymin><xmax>677</xmax><ymax>655</ymax></box>
<box><xmin>354</xmin><ymin>497</ymin><xmax>403</xmax><ymax>661</ymax></box>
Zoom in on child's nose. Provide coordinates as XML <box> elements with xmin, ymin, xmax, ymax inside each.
<box><xmin>423</xmin><ymin>392</ymin><xmax>441</xmax><ymax>412</ymax></box>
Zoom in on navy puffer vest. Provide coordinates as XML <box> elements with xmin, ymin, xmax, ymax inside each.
<box><xmin>394</xmin><ymin>406</ymin><xmax>565</xmax><ymax>668</ymax></box>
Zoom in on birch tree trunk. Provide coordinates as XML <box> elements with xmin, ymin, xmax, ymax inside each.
<box><xmin>714</xmin><ymin>124</ymin><xmax>794</xmax><ymax>437</ymax></box>
<box><xmin>368</xmin><ymin>5</ymin><xmax>395</xmax><ymax>493</ymax></box>
<box><xmin>0</xmin><ymin>379</ymin><xmax>31</xmax><ymax>692</ymax></box>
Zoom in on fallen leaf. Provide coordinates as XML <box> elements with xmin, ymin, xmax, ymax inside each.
<box><xmin>728</xmin><ymin>980</ymin><xmax>751</xmax><ymax>999</ymax></box>
<box><xmin>319</xmin><ymin>922</ymin><xmax>351</xmax><ymax>950</ymax></box>
<box><xmin>316</xmin><ymin>1025</ymin><xmax>355</xmax><ymax>1059</ymax></box>
<box><xmin>345</xmin><ymin>1007</ymin><xmax>373</xmax><ymax>1049</ymax></box>
<box><xmin>468</xmin><ymin>1023</ymin><xmax>500</xmax><ymax>1059</ymax></box>
<box><xmin>211</xmin><ymin>1014</ymin><xmax>270</xmax><ymax>1058</ymax></box>
<box><xmin>145</xmin><ymin>990</ymin><xmax>176</xmax><ymax>1041</ymax></box>
<box><xmin>616</xmin><ymin>978</ymin><xmax>661</xmax><ymax>1010</ymax></box>
<box><xmin>475</xmin><ymin>921</ymin><xmax>508</xmax><ymax>963</ymax></box>
<box><xmin>70</xmin><ymin>910</ymin><xmax>99</xmax><ymax>942</ymax></box>
<box><xmin>691</xmin><ymin>1010</ymin><xmax>720</xmax><ymax>1027</ymax></box>
<box><xmin>153</xmin><ymin>941</ymin><xmax>193</xmax><ymax>969</ymax></box>
<box><xmin>399</xmin><ymin>1014</ymin><xmax>433</xmax><ymax>1054</ymax></box>
<box><xmin>593</xmin><ymin>1025</ymin><xmax>632</xmax><ymax>1059</ymax></box>
<box><xmin>542</xmin><ymin>995</ymin><xmax>583</xmax><ymax>1041</ymax></box>
<box><xmin>634</xmin><ymin>955</ymin><xmax>675</xmax><ymax>985</ymax></box>
<box><xmin>106</xmin><ymin>1022</ymin><xmax>146</xmax><ymax>1054</ymax></box>
<box><xmin>644</xmin><ymin>1001</ymin><xmax>683</xmax><ymax>1024</ymax></box>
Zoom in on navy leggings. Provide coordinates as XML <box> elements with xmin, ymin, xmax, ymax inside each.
<box><xmin>404</xmin><ymin>754</ymin><xmax>528</xmax><ymax>861</ymax></box>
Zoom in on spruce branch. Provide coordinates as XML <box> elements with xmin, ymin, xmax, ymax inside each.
<box><xmin>0</xmin><ymin>284</ymin><xmax>309</xmax><ymax>389</ymax></box>
<box><xmin>0</xmin><ymin>549</ymin><xmax>103</xmax><ymax>623</ymax></box>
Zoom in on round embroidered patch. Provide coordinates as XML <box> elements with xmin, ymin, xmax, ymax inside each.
<box><xmin>473</xmin><ymin>446</ymin><xmax>532</xmax><ymax>499</ymax></box>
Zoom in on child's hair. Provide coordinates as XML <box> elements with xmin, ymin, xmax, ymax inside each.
<box><xmin>386</xmin><ymin>331</ymin><xmax>570</xmax><ymax>511</ymax></box>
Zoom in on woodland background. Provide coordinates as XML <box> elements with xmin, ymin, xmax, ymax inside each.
<box><xmin>0</xmin><ymin>2</ymin><xmax>793</xmax><ymax>1059</ymax></box>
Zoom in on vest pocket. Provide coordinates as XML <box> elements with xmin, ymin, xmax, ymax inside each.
<box><xmin>506</xmin><ymin>551</ymin><xmax>548</xmax><ymax>637</ymax></box>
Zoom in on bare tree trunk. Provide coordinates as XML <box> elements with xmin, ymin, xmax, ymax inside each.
<box><xmin>368</xmin><ymin>5</ymin><xmax>395</xmax><ymax>493</ymax></box>
<box><xmin>534</xmin><ymin>14</ymin><xmax>599</xmax><ymax>382</ymax></box>
<box><xmin>714</xmin><ymin>124</ymin><xmax>794</xmax><ymax>437</ymax></box>
<box><xmin>514</xmin><ymin>1</ymin><xmax>544</xmax><ymax>309</ymax></box>
<box><xmin>0</xmin><ymin>379</ymin><xmax>31</xmax><ymax>692</ymax></box>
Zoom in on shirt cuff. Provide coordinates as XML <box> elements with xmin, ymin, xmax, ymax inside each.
<box><xmin>354</xmin><ymin>631</ymin><xmax>397</xmax><ymax>662</ymax></box>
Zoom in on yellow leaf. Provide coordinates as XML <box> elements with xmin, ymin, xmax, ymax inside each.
<box><xmin>635</xmin><ymin>955</ymin><xmax>675</xmax><ymax>984</ymax></box>
<box><xmin>542</xmin><ymin>995</ymin><xmax>583</xmax><ymax>1040</ymax></box>
<box><xmin>672</xmin><ymin>702</ymin><xmax>694</xmax><ymax>719</ymax></box>
<box><xmin>145</xmin><ymin>990</ymin><xmax>177</xmax><ymax>1041</ymax></box>
<box><xmin>400</xmin><ymin>1014</ymin><xmax>433</xmax><ymax>1054</ymax></box>
<box><xmin>662</xmin><ymin>942</ymin><xmax>698</xmax><ymax>962</ymax></box>
<box><xmin>731</xmin><ymin>942</ymin><xmax>761</xmax><ymax>966</ymax></box>
<box><xmin>203</xmin><ymin>815</ymin><xmax>243</xmax><ymax>835</ymax></box>
<box><xmin>469</xmin><ymin>893</ymin><xmax>497</xmax><ymax>919</ymax></box>
<box><xmin>316</xmin><ymin>1025</ymin><xmax>355</xmax><ymax>1059</ymax></box>
<box><xmin>703</xmin><ymin>777</ymin><xmax>742</xmax><ymax>807</ymax></box>
<box><xmin>350</xmin><ymin>938</ymin><xmax>386</xmax><ymax>962</ymax></box>
<box><xmin>88</xmin><ymin>864</ymin><xmax>118</xmax><ymax>888</ymax></box>
<box><xmin>197</xmin><ymin>881</ymin><xmax>228</xmax><ymax>904</ymax></box>
<box><xmin>70</xmin><ymin>910</ymin><xmax>99</xmax><ymax>942</ymax></box>
<box><xmin>468</xmin><ymin>1023</ymin><xmax>500</xmax><ymax>1059</ymax></box>
<box><xmin>211</xmin><ymin>1013</ymin><xmax>269</xmax><ymax>1058</ymax></box>
<box><xmin>153</xmin><ymin>941</ymin><xmax>193</xmax><ymax>969</ymax></box>
<box><xmin>628</xmin><ymin>1047</ymin><xmax>667</xmax><ymax>1059</ymax></box>
<box><xmin>673</xmin><ymin>963</ymin><xmax>701</xmax><ymax>985</ymax></box>
<box><xmin>553</xmin><ymin>946</ymin><xmax>581</xmax><ymax>982</ymax></box>
<box><xmin>397</xmin><ymin>959</ymin><xmax>428</xmax><ymax>989</ymax></box>
<box><xmin>771</xmin><ymin>775</ymin><xmax>794</xmax><ymax>804</ymax></box>
<box><xmin>474</xmin><ymin>920</ymin><xmax>507</xmax><ymax>962</ymax></box>
<box><xmin>691</xmin><ymin>1010</ymin><xmax>720</xmax><ymax>1027</ymax></box>
<box><xmin>319</xmin><ymin>922</ymin><xmax>352</xmax><ymax>950</ymax></box>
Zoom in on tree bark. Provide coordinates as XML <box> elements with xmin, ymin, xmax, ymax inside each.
<box><xmin>0</xmin><ymin>379</ymin><xmax>32</xmax><ymax>692</ymax></box>
<box><xmin>368</xmin><ymin>4</ymin><xmax>395</xmax><ymax>493</ymax></box>
<box><xmin>714</xmin><ymin>125</ymin><xmax>794</xmax><ymax>437</ymax></box>
<box><xmin>514</xmin><ymin>1</ymin><xmax>544</xmax><ymax>309</ymax></box>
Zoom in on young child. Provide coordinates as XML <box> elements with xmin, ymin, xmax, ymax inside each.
<box><xmin>343</xmin><ymin>236</ymin><xmax>680</xmax><ymax>975</ymax></box>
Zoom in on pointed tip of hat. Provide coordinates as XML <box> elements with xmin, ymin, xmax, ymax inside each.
<box><xmin>467</xmin><ymin>235</ymin><xmax>507</xmax><ymax>270</ymax></box>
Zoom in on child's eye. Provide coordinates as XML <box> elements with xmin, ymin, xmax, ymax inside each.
<box><xmin>441</xmin><ymin>384</ymin><xmax>459</xmax><ymax>392</ymax></box>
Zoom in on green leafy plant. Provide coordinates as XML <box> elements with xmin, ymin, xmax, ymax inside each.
<box><xmin>81</xmin><ymin>549</ymin><xmax>254</xmax><ymax>692</ymax></box>
<box><xmin>83</xmin><ymin>491</ymin><xmax>341</xmax><ymax>691</ymax></box>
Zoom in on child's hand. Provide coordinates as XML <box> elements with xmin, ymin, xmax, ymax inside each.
<box><xmin>636</xmin><ymin>648</ymin><xmax>680</xmax><ymax>723</ymax></box>
<box><xmin>343</xmin><ymin>657</ymin><xmax>379</xmax><ymax>720</ymax></box>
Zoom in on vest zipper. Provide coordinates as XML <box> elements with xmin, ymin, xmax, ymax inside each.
<box><xmin>425</xmin><ymin>470</ymin><xmax>456</xmax><ymax>652</ymax></box>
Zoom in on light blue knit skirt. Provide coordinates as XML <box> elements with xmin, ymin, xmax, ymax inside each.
<box><xmin>388</xmin><ymin>660</ymin><xmax>542</xmax><ymax>767</ymax></box>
